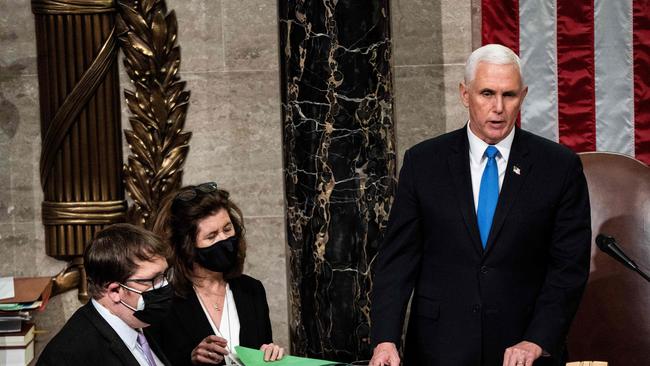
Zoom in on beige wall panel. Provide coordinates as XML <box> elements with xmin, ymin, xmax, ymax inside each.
<box><xmin>393</xmin><ymin>65</ymin><xmax>447</xmax><ymax>165</ymax></box>
<box><xmin>169</xmin><ymin>0</ymin><xmax>225</xmax><ymax>72</ymax></box>
<box><xmin>244</xmin><ymin>216</ymin><xmax>289</xmax><ymax>349</ymax></box>
<box><xmin>222</xmin><ymin>0</ymin><xmax>278</xmax><ymax>71</ymax></box>
<box><xmin>181</xmin><ymin>71</ymin><xmax>284</xmax><ymax>218</ymax></box>
<box><xmin>391</xmin><ymin>0</ymin><xmax>443</xmax><ymax>66</ymax></box>
<box><xmin>0</xmin><ymin>0</ymin><xmax>37</xmax><ymax>74</ymax></box>
<box><xmin>441</xmin><ymin>0</ymin><xmax>473</xmax><ymax>64</ymax></box>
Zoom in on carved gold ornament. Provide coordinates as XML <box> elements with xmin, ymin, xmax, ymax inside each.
<box><xmin>116</xmin><ymin>0</ymin><xmax>191</xmax><ymax>229</ymax></box>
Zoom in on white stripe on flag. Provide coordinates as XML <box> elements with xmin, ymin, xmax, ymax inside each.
<box><xmin>519</xmin><ymin>0</ymin><xmax>559</xmax><ymax>142</ymax></box>
<box><xmin>594</xmin><ymin>0</ymin><xmax>635</xmax><ymax>155</ymax></box>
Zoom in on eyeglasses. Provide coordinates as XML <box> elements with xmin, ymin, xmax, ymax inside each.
<box><xmin>174</xmin><ymin>182</ymin><xmax>218</xmax><ymax>202</ymax></box>
<box><xmin>123</xmin><ymin>268</ymin><xmax>172</xmax><ymax>291</ymax></box>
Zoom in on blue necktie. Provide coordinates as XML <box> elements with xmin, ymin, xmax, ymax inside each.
<box><xmin>477</xmin><ymin>145</ymin><xmax>499</xmax><ymax>248</ymax></box>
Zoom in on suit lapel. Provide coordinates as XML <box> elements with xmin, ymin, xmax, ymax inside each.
<box><xmin>484</xmin><ymin>128</ymin><xmax>532</xmax><ymax>255</ymax></box>
<box><xmin>447</xmin><ymin>129</ymin><xmax>484</xmax><ymax>256</ymax></box>
<box><xmin>81</xmin><ymin>302</ymin><xmax>140</xmax><ymax>366</ymax></box>
<box><xmin>176</xmin><ymin>291</ymin><xmax>217</xmax><ymax>340</ymax></box>
<box><xmin>143</xmin><ymin>329</ymin><xmax>172</xmax><ymax>366</ymax></box>
<box><xmin>108</xmin><ymin>342</ymin><xmax>140</xmax><ymax>366</ymax></box>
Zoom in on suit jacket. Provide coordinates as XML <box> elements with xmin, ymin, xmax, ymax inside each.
<box><xmin>370</xmin><ymin>126</ymin><xmax>591</xmax><ymax>366</ymax></box>
<box><xmin>36</xmin><ymin>302</ymin><xmax>171</xmax><ymax>366</ymax></box>
<box><xmin>148</xmin><ymin>274</ymin><xmax>273</xmax><ymax>366</ymax></box>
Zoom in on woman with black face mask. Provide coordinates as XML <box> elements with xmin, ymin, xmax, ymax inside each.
<box><xmin>147</xmin><ymin>183</ymin><xmax>284</xmax><ymax>366</ymax></box>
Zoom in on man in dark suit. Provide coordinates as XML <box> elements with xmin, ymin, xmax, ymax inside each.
<box><xmin>369</xmin><ymin>44</ymin><xmax>591</xmax><ymax>366</ymax></box>
<box><xmin>37</xmin><ymin>224</ymin><xmax>173</xmax><ymax>366</ymax></box>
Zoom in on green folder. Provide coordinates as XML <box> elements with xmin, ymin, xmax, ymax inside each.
<box><xmin>235</xmin><ymin>346</ymin><xmax>339</xmax><ymax>366</ymax></box>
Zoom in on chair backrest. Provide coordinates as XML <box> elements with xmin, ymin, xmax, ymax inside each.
<box><xmin>566</xmin><ymin>152</ymin><xmax>650</xmax><ymax>365</ymax></box>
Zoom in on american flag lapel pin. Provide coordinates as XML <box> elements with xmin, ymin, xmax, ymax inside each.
<box><xmin>513</xmin><ymin>165</ymin><xmax>521</xmax><ymax>175</ymax></box>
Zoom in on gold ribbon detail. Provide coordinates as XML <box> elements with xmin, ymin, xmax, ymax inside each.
<box><xmin>31</xmin><ymin>0</ymin><xmax>115</xmax><ymax>14</ymax></box>
<box><xmin>42</xmin><ymin>200</ymin><xmax>127</xmax><ymax>225</ymax></box>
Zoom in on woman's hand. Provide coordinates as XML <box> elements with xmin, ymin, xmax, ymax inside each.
<box><xmin>191</xmin><ymin>335</ymin><xmax>229</xmax><ymax>365</ymax></box>
<box><xmin>260</xmin><ymin>343</ymin><xmax>285</xmax><ymax>361</ymax></box>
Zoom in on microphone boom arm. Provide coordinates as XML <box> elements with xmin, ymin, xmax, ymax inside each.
<box><xmin>596</xmin><ymin>234</ymin><xmax>650</xmax><ymax>283</ymax></box>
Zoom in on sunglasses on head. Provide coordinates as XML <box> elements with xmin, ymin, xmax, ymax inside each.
<box><xmin>174</xmin><ymin>182</ymin><xmax>218</xmax><ymax>202</ymax></box>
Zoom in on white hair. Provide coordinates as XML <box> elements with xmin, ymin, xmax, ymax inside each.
<box><xmin>464</xmin><ymin>44</ymin><xmax>524</xmax><ymax>85</ymax></box>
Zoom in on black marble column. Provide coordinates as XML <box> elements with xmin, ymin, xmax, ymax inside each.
<box><xmin>279</xmin><ymin>0</ymin><xmax>395</xmax><ymax>361</ymax></box>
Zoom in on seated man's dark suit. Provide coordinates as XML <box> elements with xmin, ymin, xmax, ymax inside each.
<box><xmin>371</xmin><ymin>126</ymin><xmax>591</xmax><ymax>365</ymax></box>
<box><xmin>37</xmin><ymin>302</ymin><xmax>170</xmax><ymax>366</ymax></box>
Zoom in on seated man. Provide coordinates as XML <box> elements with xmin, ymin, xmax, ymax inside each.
<box><xmin>37</xmin><ymin>223</ymin><xmax>173</xmax><ymax>366</ymax></box>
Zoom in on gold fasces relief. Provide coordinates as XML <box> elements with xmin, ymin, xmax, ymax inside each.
<box><xmin>39</xmin><ymin>30</ymin><xmax>118</xmax><ymax>186</ymax></box>
<box><xmin>33</xmin><ymin>0</ymin><xmax>125</xmax><ymax>264</ymax></box>
<box><xmin>116</xmin><ymin>0</ymin><xmax>192</xmax><ymax>229</ymax></box>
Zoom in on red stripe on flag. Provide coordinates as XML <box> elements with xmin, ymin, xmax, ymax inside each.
<box><xmin>556</xmin><ymin>0</ymin><xmax>596</xmax><ymax>152</ymax></box>
<box><xmin>633</xmin><ymin>0</ymin><xmax>650</xmax><ymax>165</ymax></box>
<box><xmin>481</xmin><ymin>0</ymin><xmax>520</xmax><ymax>126</ymax></box>
<box><xmin>481</xmin><ymin>0</ymin><xmax>519</xmax><ymax>54</ymax></box>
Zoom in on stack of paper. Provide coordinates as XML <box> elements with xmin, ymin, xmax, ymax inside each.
<box><xmin>0</xmin><ymin>322</ymin><xmax>35</xmax><ymax>366</ymax></box>
<box><xmin>0</xmin><ymin>277</ymin><xmax>52</xmax><ymax>365</ymax></box>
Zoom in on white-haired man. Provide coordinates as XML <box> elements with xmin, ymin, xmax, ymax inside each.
<box><xmin>370</xmin><ymin>44</ymin><xmax>591</xmax><ymax>366</ymax></box>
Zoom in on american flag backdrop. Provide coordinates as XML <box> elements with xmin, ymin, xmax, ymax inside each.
<box><xmin>481</xmin><ymin>0</ymin><xmax>650</xmax><ymax>165</ymax></box>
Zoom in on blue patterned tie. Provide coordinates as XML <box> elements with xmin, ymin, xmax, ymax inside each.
<box><xmin>477</xmin><ymin>145</ymin><xmax>499</xmax><ymax>248</ymax></box>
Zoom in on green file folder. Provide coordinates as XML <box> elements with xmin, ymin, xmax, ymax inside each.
<box><xmin>235</xmin><ymin>346</ymin><xmax>339</xmax><ymax>366</ymax></box>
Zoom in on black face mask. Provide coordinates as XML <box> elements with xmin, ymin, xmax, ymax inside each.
<box><xmin>195</xmin><ymin>236</ymin><xmax>239</xmax><ymax>273</ymax></box>
<box><xmin>120</xmin><ymin>282</ymin><xmax>174</xmax><ymax>325</ymax></box>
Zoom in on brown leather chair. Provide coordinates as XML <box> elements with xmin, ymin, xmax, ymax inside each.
<box><xmin>567</xmin><ymin>152</ymin><xmax>650</xmax><ymax>365</ymax></box>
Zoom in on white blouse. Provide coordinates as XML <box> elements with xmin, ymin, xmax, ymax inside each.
<box><xmin>195</xmin><ymin>284</ymin><xmax>242</xmax><ymax>365</ymax></box>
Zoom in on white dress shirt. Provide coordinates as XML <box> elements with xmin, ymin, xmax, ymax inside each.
<box><xmin>91</xmin><ymin>299</ymin><xmax>164</xmax><ymax>366</ymax></box>
<box><xmin>195</xmin><ymin>285</ymin><xmax>242</xmax><ymax>365</ymax></box>
<box><xmin>467</xmin><ymin>122</ymin><xmax>515</xmax><ymax>212</ymax></box>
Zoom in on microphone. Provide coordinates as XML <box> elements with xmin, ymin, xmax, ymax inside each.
<box><xmin>596</xmin><ymin>234</ymin><xmax>650</xmax><ymax>283</ymax></box>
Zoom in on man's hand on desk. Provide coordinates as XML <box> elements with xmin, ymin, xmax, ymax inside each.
<box><xmin>503</xmin><ymin>340</ymin><xmax>543</xmax><ymax>366</ymax></box>
<box><xmin>369</xmin><ymin>342</ymin><xmax>400</xmax><ymax>366</ymax></box>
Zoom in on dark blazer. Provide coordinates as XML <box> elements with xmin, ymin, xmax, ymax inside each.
<box><xmin>370</xmin><ymin>126</ymin><xmax>591</xmax><ymax>366</ymax></box>
<box><xmin>36</xmin><ymin>302</ymin><xmax>171</xmax><ymax>366</ymax></box>
<box><xmin>148</xmin><ymin>274</ymin><xmax>273</xmax><ymax>366</ymax></box>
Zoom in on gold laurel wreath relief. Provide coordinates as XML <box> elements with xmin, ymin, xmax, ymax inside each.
<box><xmin>116</xmin><ymin>0</ymin><xmax>191</xmax><ymax>229</ymax></box>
